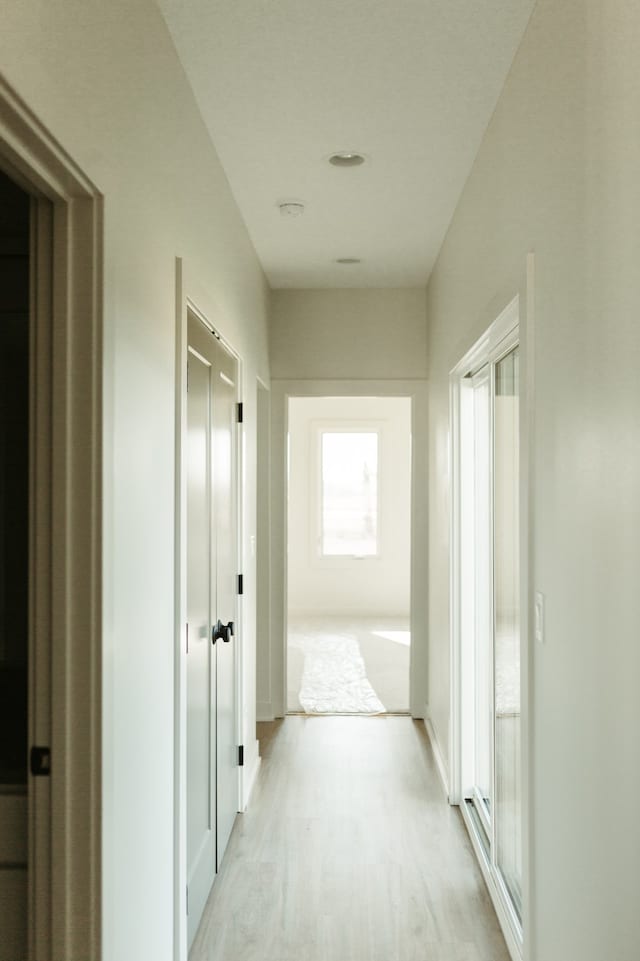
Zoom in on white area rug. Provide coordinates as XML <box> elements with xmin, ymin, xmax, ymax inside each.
<box><xmin>291</xmin><ymin>631</ymin><xmax>385</xmax><ymax>714</ymax></box>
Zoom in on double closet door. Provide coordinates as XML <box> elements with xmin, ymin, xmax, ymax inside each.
<box><xmin>186</xmin><ymin>312</ymin><xmax>239</xmax><ymax>947</ymax></box>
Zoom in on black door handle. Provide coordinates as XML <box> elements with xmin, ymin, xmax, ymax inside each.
<box><xmin>212</xmin><ymin>619</ymin><xmax>234</xmax><ymax>644</ymax></box>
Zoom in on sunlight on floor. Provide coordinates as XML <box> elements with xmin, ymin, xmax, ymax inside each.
<box><xmin>372</xmin><ymin>629</ymin><xmax>411</xmax><ymax>646</ymax></box>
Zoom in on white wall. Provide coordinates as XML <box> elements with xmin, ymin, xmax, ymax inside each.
<box><xmin>287</xmin><ymin>396</ymin><xmax>411</xmax><ymax>617</ymax></box>
<box><xmin>0</xmin><ymin>4</ymin><xmax>270</xmax><ymax>960</ymax></box>
<box><xmin>426</xmin><ymin>1</ymin><xmax>640</xmax><ymax>958</ymax></box>
<box><xmin>271</xmin><ymin>287</ymin><xmax>427</xmax><ymax>379</ymax></box>
<box><xmin>255</xmin><ymin>383</ymin><xmax>271</xmax><ymax>721</ymax></box>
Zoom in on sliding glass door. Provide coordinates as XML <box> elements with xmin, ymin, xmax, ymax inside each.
<box><xmin>456</xmin><ymin>312</ymin><xmax>522</xmax><ymax>939</ymax></box>
<box><xmin>494</xmin><ymin>346</ymin><xmax>521</xmax><ymax>916</ymax></box>
<box><xmin>471</xmin><ymin>368</ymin><xmax>492</xmax><ymax>837</ymax></box>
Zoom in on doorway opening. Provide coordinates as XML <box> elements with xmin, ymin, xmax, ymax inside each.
<box><xmin>286</xmin><ymin>396</ymin><xmax>411</xmax><ymax>715</ymax></box>
<box><xmin>0</xmin><ymin>77</ymin><xmax>102</xmax><ymax>961</ymax></box>
<box><xmin>0</xmin><ymin>168</ymin><xmax>30</xmax><ymax>959</ymax></box>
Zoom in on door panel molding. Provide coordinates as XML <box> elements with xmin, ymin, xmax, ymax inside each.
<box><xmin>0</xmin><ymin>76</ymin><xmax>103</xmax><ymax>961</ymax></box>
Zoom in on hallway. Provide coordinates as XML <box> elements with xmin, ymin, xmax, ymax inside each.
<box><xmin>190</xmin><ymin>717</ymin><xmax>509</xmax><ymax>961</ymax></box>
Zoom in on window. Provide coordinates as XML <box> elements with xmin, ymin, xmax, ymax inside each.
<box><xmin>320</xmin><ymin>431</ymin><xmax>378</xmax><ymax>556</ymax></box>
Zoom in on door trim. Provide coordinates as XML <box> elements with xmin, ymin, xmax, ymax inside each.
<box><xmin>174</xmin><ymin>258</ymin><xmax>243</xmax><ymax>961</ymax></box>
<box><xmin>0</xmin><ymin>76</ymin><xmax>103</xmax><ymax>960</ymax></box>
<box><xmin>268</xmin><ymin>378</ymin><xmax>428</xmax><ymax>720</ymax></box>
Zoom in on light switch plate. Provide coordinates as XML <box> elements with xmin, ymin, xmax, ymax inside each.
<box><xmin>534</xmin><ymin>591</ymin><xmax>545</xmax><ymax>643</ymax></box>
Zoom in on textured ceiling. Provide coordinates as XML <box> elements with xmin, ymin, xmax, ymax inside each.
<box><xmin>156</xmin><ymin>0</ymin><xmax>534</xmax><ymax>288</ymax></box>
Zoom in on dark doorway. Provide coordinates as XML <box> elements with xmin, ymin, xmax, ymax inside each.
<box><xmin>0</xmin><ymin>169</ymin><xmax>30</xmax><ymax>786</ymax></box>
<box><xmin>0</xmin><ymin>168</ymin><xmax>30</xmax><ymax>958</ymax></box>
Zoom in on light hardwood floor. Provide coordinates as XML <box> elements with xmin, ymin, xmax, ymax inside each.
<box><xmin>190</xmin><ymin>716</ymin><xmax>510</xmax><ymax>961</ymax></box>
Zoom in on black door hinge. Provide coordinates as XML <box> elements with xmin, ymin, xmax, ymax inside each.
<box><xmin>237</xmin><ymin>402</ymin><xmax>243</xmax><ymax>424</ymax></box>
<box><xmin>237</xmin><ymin>573</ymin><xmax>244</xmax><ymax>595</ymax></box>
<box><xmin>238</xmin><ymin>745</ymin><xmax>244</xmax><ymax>767</ymax></box>
<box><xmin>30</xmin><ymin>746</ymin><xmax>51</xmax><ymax>777</ymax></box>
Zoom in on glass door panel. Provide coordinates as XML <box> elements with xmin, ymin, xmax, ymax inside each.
<box><xmin>493</xmin><ymin>346</ymin><xmax>522</xmax><ymax>917</ymax></box>
<box><xmin>472</xmin><ymin>369</ymin><xmax>492</xmax><ymax>835</ymax></box>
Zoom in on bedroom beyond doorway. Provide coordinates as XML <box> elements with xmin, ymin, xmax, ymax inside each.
<box><xmin>286</xmin><ymin>396</ymin><xmax>411</xmax><ymax>715</ymax></box>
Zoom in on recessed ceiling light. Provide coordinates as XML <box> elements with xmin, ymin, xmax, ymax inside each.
<box><xmin>335</xmin><ymin>257</ymin><xmax>361</xmax><ymax>264</ymax></box>
<box><xmin>329</xmin><ymin>152</ymin><xmax>366</xmax><ymax>167</ymax></box>
<box><xmin>278</xmin><ymin>201</ymin><xmax>305</xmax><ymax>217</ymax></box>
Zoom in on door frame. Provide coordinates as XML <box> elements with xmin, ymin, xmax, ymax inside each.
<box><xmin>174</xmin><ymin>258</ymin><xmax>244</xmax><ymax>961</ymax></box>
<box><xmin>0</xmin><ymin>77</ymin><xmax>103</xmax><ymax>960</ymax></box>
<box><xmin>267</xmin><ymin>378</ymin><xmax>429</xmax><ymax>721</ymax></box>
<box><xmin>448</xmin><ymin>257</ymin><xmax>535</xmax><ymax>961</ymax></box>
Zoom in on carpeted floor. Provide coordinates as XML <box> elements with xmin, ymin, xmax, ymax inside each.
<box><xmin>287</xmin><ymin>616</ymin><xmax>410</xmax><ymax>714</ymax></box>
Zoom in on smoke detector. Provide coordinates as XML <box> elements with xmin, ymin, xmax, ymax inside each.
<box><xmin>328</xmin><ymin>152</ymin><xmax>366</xmax><ymax>167</ymax></box>
<box><xmin>278</xmin><ymin>201</ymin><xmax>305</xmax><ymax>217</ymax></box>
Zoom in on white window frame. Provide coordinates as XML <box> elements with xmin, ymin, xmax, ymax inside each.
<box><xmin>312</xmin><ymin>420</ymin><xmax>382</xmax><ymax>562</ymax></box>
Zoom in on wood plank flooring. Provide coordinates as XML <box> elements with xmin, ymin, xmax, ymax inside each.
<box><xmin>190</xmin><ymin>716</ymin><xmax>510</xmax><ymax>961</ymax></box>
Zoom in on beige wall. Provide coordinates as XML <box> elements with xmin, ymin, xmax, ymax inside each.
<box><xmin>271</xmin><ymin>287</ymin><xmax>427</xmax><ymax>380</ymax></box>
<box><xmin>426</xmin><ymin>0</ymin><xmax>640</xmax><ymax>957</ymax></box>
<box><xmin>287</xmin><ymin>396</ymin><xmax>411</xmax><ymax>617</ymax></box>
<box><xmin>1</xmin><ymin>3</ymin><xmax>270</xmax><ymax>960</ymax></box>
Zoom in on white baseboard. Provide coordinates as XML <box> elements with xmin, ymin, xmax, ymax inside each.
<box><xmin>423</xmin><ymin>706</ymin><xmax>450</xmax><ymax>801</ymax></box>
<box><xmin>256</xmin><ymin>701</ymin><xmax>274</xmax><ymax>722</ymax></box>
<box><xmin>241</xmin><ymin>740</ymin><xmax>261</xmax><ymax>811</ymax></box>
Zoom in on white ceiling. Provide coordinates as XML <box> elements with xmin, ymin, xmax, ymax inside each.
<box><xmin>156</xmin><ymin>0</ymin><xmax>534</xmax><ymax>289</ymax></box>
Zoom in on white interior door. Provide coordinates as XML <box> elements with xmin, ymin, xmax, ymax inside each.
<box><xmin>186</xmin><ymin>321</ymin><xmax>216</xmax><ymax>946</ymax></box>
<box><xmin>212</xmin><ymin>343</ymin><xmax>239</xmax><ymax>865</ymax></box>
<box><xmin>186</xmin><ymin>312</ymin><xmax>239</xmax><ymax>947</ymax></box>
